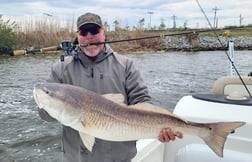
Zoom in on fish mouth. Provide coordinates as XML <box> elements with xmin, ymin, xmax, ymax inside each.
<box><xmin>33</xmin><ymin>87</ymin><xmax>43</xmax><ymax>109</ymax></box>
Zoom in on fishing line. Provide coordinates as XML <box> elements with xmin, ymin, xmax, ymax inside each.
<box><xmin>196</xmin><ymin>0</ymin><xmax>252</xmax><ymax>98</ymax></box>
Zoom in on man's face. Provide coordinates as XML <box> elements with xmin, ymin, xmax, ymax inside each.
<box><xmin>78</xmin><ymin>24</ymin><xmax>106</xmax><ymax>57</ymax></box>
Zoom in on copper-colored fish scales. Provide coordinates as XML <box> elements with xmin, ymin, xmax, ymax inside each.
<box><xmin>33</xmin><ymin>83</ymin><xmax>246</xmax><ymax>157</ymax></box>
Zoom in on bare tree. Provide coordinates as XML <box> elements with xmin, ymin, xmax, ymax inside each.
<box><xmin>159</xmin><ymin>18</ymin><xmax>166</xmax><ymax>30</ymax></box>
<box><xmin>103</xmin><ymin>21</ymin><xmax>110</xmax><ymax>31</ymax></box>
<box><xmin>113</xmin><ymin>20</ymin><xmax>120</xmax><ymax>31</ymax></box>
<box><xmin>138</xmin><ymin>18</ymin><xmax>145</xmax><ymax>30</ymax></box>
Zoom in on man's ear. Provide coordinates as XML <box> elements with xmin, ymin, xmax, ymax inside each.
<box><xmin>101</xmin><ymin>29</ymin><xmax>107</xmax><ymax>41</ymax></box>
<box><xmin>102</xmin><ymin>28</ymin><xmax>107</xmax><ymax>37</ymax></box>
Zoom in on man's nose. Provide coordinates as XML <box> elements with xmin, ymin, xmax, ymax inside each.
<box><xmin>85</xmin><ymin>32</ymin><xmax>94</xmax><ymax>38</ymax></box>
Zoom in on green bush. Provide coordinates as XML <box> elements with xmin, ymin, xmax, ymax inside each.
<box><xmin>0</xmin><ymin>16</ymin><xmax>17</xmax><ymax>54</ymax></box>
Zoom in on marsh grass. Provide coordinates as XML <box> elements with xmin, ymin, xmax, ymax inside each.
<box><xmin>199</xmin><ymin>26</ymin><xmax>252</xmax><ymax>37</ymax></box>
<box><xmin>14</xmin><ymin>16</ymin><xmax>76</xmax><ymax>49</ymax></box>
<box><xmin>13</xmin><ymin>17</ymin><xmax>163</xmax><ymax>53</ymax></box>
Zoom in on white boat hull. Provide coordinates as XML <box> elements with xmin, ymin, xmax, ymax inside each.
<box><xmin>164</xmin><ymin>95</ymin><xmax>252</xmax><ymax>162</ymax></box>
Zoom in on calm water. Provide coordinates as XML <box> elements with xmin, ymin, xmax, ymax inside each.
<box><xmin>0</xmin><ymin>51</ymin><xmax>251</xmax><ymax>161</ymax></box>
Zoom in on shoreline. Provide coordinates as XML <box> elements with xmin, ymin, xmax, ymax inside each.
<box><xmin>162</xmin><ymin>36</ymin><xmax>252</xmax><ymax>52</ymax></box>
<box><xmin>1</xmin><ymin>36</ymin><xmax>252</xmax><ymax>56</ymax></box>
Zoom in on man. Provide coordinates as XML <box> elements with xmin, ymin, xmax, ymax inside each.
<box><xmin>38</xmin><ymin>12</ymin><xmax>182</xmax><ymax>162</ymax></box>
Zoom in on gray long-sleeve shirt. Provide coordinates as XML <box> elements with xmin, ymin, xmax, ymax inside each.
<box><xmin>38</xmin><ymin>45</ymin><xmax>151</xmax><ymax>162</ymax></box>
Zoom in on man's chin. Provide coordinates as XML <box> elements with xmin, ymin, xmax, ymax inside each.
<box><xmin>83</xmin><ymin>48</ymin><xmax>100</xmax><ymax>57</ymax></box>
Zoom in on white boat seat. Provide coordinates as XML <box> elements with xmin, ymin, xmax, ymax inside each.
<box><xmin>212</xmin><ymin>76</ymin><xmax>252</xmax><ymax>97</ymax></box>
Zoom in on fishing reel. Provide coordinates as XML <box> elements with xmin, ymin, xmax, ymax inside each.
<box><xmin>60</xmin><ymin>40</ymin><xmax>77</xmax><ymax>62</ymax></box>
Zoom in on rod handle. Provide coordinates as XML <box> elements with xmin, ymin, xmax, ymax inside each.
<box><xmin>11</xmin><ymin>50</ymin><xmax>26</xmax><ymax>56</ymax></box>
<box><xmin>41</xmin><ymin>46</ymin><xmax>60</xmax><ymax>52</ymax></box>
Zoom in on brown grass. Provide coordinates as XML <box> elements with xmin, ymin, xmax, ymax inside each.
<box><xmin>107</xmin><ymin>30</ymin><xmax>163</xmax><ymax>54</ymax></box>
<box><xmin>15</xmin><ymin>16</ymin><xmax>76</xmax><ymax>49</ymax></box>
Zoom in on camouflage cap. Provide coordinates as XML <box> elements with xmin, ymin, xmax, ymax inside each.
<box><xmin>77</xmin><ymin>12</ymin><xmax>103</xmax><ymax>29</ymax></box>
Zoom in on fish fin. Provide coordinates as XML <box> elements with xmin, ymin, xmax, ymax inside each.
<box><xmin>79</xmin><ymin>132</ymin><xmax>95</xmax><ymax>152</ymax></box>
<box><xmin>201</xmin><ymin>121</ymin><xmax>246</xmax><ymax>157</ymax></box>
<box><xmin>102</xmin><ymin>93</ymin><xmax>126</xmax><ymax>106</ymax></box>
<box><xmin>129</xmin><ymin>102</ymin><xmax>171</xmax><ymax>115</ymax></box>
<box><xmin>129</xmin><ymin>103</ymin><xmax>187</xmax><ymax>122</ymax></box>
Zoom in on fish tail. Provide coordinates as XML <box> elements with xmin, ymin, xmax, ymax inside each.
<box><xmin>201</xmin><ymin>121</ymin><xmax>245</xmax><ymax>157</ymax></box>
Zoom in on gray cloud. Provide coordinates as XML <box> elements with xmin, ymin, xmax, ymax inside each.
<box><xmin>1</xmin><ymin>0</ymin><xmax>252</xmax><ymax>29</ymax></box>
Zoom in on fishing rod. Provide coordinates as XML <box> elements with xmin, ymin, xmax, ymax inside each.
<box><xmin>8</xmin><ymin>40</ymin><xmax>75</xmax><ymax>57</ymax></box>
<box><xmin>79</xmin><ymin>27</ymin><xmax>236</xmax><ymax>47</ymax></box>
<box><xmin>9</xmin><ymin>46</ymin><xmax>61</xmax><ymax>56</ymax></box>
<box><xmin>7</xmin><ymin>28</ymin><xmax>217</xmax><ymax>57</ymax></box>
<box><xmin>10</xmin><ymin>26</ymin><xmax>239</xmax><ymax>57</ymax></box>
<box><xmin>196</xmin><ymin>0</ymin><xmax>252</xmax><ymax>98</ymax></box>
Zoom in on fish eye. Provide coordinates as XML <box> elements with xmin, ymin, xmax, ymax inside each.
<box><xmin>42</xmin><ymin>88</ymin><xmax>51</xmax><ymax>95</ymax></box>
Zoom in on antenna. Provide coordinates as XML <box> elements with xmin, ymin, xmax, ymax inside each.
<box><xmin>171</xmin><ymin>15</ymin><xmax>177</xmax><ymax>29</ymax></box>
<box><xmin>147</xmin><ymin>12</ymin><xmax>154</xmax><ymax>29</ymax></box>
<box><xmin>239</xmin><ymin>14</ymin><xmax>244</xmax><ymax>27</ymax></box>
<box><xmin>212</xmin><ymin>6</ymin><xmax>220</xmax><ymax>28</ymax></box>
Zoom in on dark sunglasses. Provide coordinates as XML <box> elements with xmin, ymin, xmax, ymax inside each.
<box><xmin>79</xmin><ymin>26</ymin><xmax>101</xmax><ymax>36</ymax></box>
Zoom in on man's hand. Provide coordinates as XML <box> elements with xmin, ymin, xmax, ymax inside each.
<box><xmin>159</xmin><ymin>128</ymin><xmax>183</xmax><ymax>142</ymax></box>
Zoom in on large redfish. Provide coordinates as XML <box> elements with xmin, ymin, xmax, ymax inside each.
<box><xmin>33</xmin><ymin>83</ymin><xmax>245</xmax><ymax>157</ymax></box>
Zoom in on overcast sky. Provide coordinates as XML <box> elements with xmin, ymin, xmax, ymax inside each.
<box><xmin>1</xmin><ymin>0</ymin><xmax>252</xmax><ymax>30</ymax></box>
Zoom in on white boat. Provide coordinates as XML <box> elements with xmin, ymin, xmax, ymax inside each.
<box><xmin>133</xmin><ymin>75</ymin><xmax>252</xmax><ymax>162</ymax></box>
<box><xmin>165</xmin><ymin>75</ymin><xmax>252</xmax><ymax>162</ymax></box>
